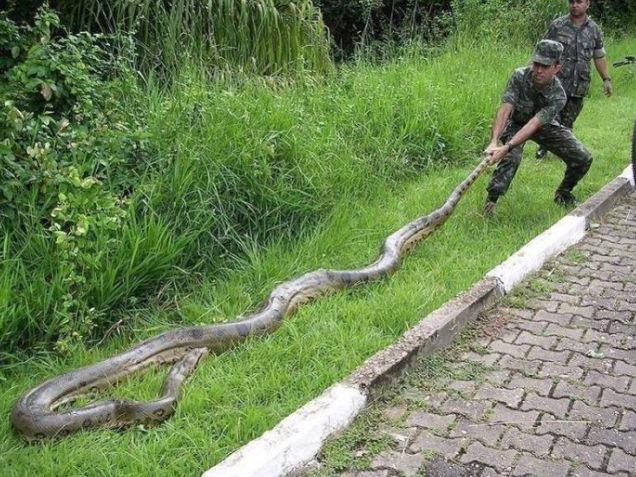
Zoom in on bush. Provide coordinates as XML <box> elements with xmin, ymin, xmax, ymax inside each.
<box><xmin>0</xmin><ymin>8</ymin><xmax>160</xmax><ymax>353</ymax></box>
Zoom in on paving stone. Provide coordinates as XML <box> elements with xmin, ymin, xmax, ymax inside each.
<box><xmin>478</xmin><ymin>467</ymin><xmax>500</xmax><ymax>477</ymax></box>
<box><xmin>379</xmin><ymin>425</ymin><xmax>416</xmax><ymax>446</ymax></box>
<box><xmin>549</xmin><ymin>292</ymin><xmax>581</xmax><ymax>305</ymax></box>
<box><xmin>534</xmin><ymin>310</ymin><xmax>573</xmax><ymax>327</ymax></box>
<box><xmin>614</xmin><ymin>360</ymin><xmax>636</xmax><ymax>378</ymax></box>
<box><xmin>488</xmin><ymin>340</ymin><xmax>530</xmax><ymax>359</ymax></box>
<box><xmin>609</xmin><ymin>322</ymin><xmax>635</xmax><ymax>335</ymax></box>
<box><xmin>590</xmin><ymin>279</ymin><xmax>624</xmax><ymax>292</ymax></box>
<box><xmin>408</xmin><ymin>430</ymin><xmax>464</xmax><ymax>458</ymax></box>
<box><xmin>498</xmin><ymin>355</ymin><xmax>541</xmax><ymax>375</ymax></box>
<box><xmin>449</xmin><ymin>418</ymin><xmax>505</xmax><ymax>446</ymax></box>
<box><xmin>582</xmin><ymin>330</ymin><xmax>631</xmax><ymax>348</ymax></box>
<box><xmin>580</xmin><ymin>296</ymin><xmax>621</xmax><ymax>310</ymax></box>
<box><xmin>515</xmin><ymin>331</ymin><xmax>557</xmax><ymax>349</ymax></box>
<box><xmin>569</xmin><ymin>468</ymin><xmax>629</xmax><ymax>477</ymax></box>
<box><xmin>599</xmin><ymin>388</ymin><xmax>636</xmax><ymax>411</ymax></box>
<box><xmin>484</xmin><ymin>370</ymin><xmax>511</xmax><ymax>386</ymax></box>
<box><xmin>551</xmin><ymin>437</ymin><xmax>606</xmax><ymax>469</ymax></box>
<box><xmin>607</xmin><ymin>448</ymin><xmax>636</xmax><ymax>474</ymax></box>
<box><xmin>583</xmin><ymin>371</ymin><xmax>630</xmax><ymax>393</ymax></box>
<box><xmin>571</xmin><ymin>316</ymin><xmax>610</xmax><ymax>332</ymax></box>
<box><xmin>420</xmin><ymin>457</ymin><xmax>482</xmax><ymax>477</ymax></box>
<box><xmin>356</xmin><ymin>471</ymin><xmax>390</xmax><ymax>477</ymax></box>
<box><xmin>554</xmin><ymin>338</ymin><xmax>601</xmax><ymax>355</ymax></box>
<box><xmin>447</xmin><ymin>380</ymin><xmax>477</xmax><ymax>396</ymax></box>
<box><xmin>586</xmin><ymin>427</ymin><xmax>636</xmax><ymax>454</ymax></box>
<box><xmin>544</xmin><ymin>323</ymin><xmax>584</xmax><ymax>340</ymax></box>
<box><xmin>505</xmin><ymin>308</ymin><xmax>535</xmax><ymax>320</ymax></box>
<box><xmin>569</xmin><ymin>401</ymin><xmax>620</xmax><ymax>428</ymax></box>
<box><xmin>553</xmin><ymin>381</ymin><xmax>601</xmax><ymax>406</ymax></box>
<box><xmin>569</xmin><ymin>354</ymin><xmax>614</xmax><ymax>372</ymax></box>
<box><xmin>506</xmin><ymin>374</ymin><xmax>552</xmax><ymax>396</ymax></box>
<box><xmin>488</xmin><ymin>404</ymin><xmax>539</xmax><ymax>430</ymax></box>
<box><xmin>521</xmin><ymin>392</ymin><xmax>570</xmax><ymax>419</ymax></box>
<box><xmin>404</xmin><ymin>390</ymin><xmax>447</xmax><ymax>408</ymax></box>
<box><xmin>382</xmin><ymin>404</ymin><xmax>407</xmax><ymax>422</ymax></box>
<box><xmin>440</xmin><ymin>398</ymin><xmax>489</xmax><ymax>421</ymax></box>
<box><xmin>536</xmin><ymin>414</ymin><xmax>588</xmax><ymax>441</ymax></box>
<box><xmin>404</xmin><ymin>411</ymin><xmax>457</xmax><ymax>431</ymax></box>
<box><xmin>559</xmin><ymin>303</ymin><xmax>596</xmax><ymax>318</ymax></box>
<box><xmin>497</xmin><ymin>329</ymin><xmax>521</xmax><ymax>344</ymax></box>
<box><xmin>538</xmin><ymin>362</ymin><xmax>584</xmax><ymax>380</ymax></box>
<box><xmin>459</xmin><ymin>442</ymin><xmax>516</xmax><ymax>472</ymax></box>
<box><xmin>370</xmin><ymin>450</ymin><xmax>425</xmax><ymax>476</ymax></box>
<box><xmin>527</xmin><ymin>346</ymin><xmax>570</xmax><ymax>364</ymax></box>
<box><xmin>460</xmin><ymin>352</ymin><xmax>501</xmax><ymax>366</ymax></box>
<box><xmin>512</xmin><ymin>453</ymin><xmax>570</xmax><ymax>477</ymax></box>
<box><xmin>526</xmin><ymin>299</ymin><xmax>559</xmax><ymax>313</ymax></box>
<box><xmin>499</xmin><ymin>427</ymin><xmax>553</xmax><ymax>456</ymax></box>
<box><xmin>597</xmin><ymin>310</ymin><xmax>632</xmax><ymax>323</ymax></box>
<box><xmin>619</xmin><ymin>410</ymin><xmax>636</xmax><ymax>431</ymax></box>
<box><xmin>474</xmin><ymin>384</ymin><xmax>524</xmax><ymax>408</ymax></box>
<box><xmin>510</xmin><ymin>319</ymin><xmax>547</xmax><ymax>334</ymax></box>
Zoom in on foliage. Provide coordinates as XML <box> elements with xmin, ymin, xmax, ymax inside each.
<box><xmin>314</xmin><ymin>0</ymin><xmax>453</xmax><ymax>57</ymax></box>
<box><xmin>0</xmin><ymin>8</ymin><xmax>160</xmax><ymax>353</ymax></box>
<box><xmin>451</xmin><ymin>0</ymin><xmax>565</xmax><ymax>46</ymax></box>
<box><xmin>5</xmin><ymin>0</ymin><xmax>332</xmax><ymax>77</ymax></box>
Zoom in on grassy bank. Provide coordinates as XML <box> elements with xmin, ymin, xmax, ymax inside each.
<box><xmin>1</xmin><ymin>37</ymin><xmax>635</xmax><ymax>476</ymax></box>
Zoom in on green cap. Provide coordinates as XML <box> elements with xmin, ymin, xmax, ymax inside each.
<box><xmin>532</xmin><ymin>39</ymin><xmax>564</xmax><ymax>66</ymax></box>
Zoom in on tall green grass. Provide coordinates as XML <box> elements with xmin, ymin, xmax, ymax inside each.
<box><xmin>65</xmin><ymin>0</ymin><xmax>332</xmax><ymax>76</ymax></box>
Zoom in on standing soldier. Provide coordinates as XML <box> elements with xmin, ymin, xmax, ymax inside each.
<box><xmin>483</xmin><ymin>40</ymin><xmax>593</xmax><ymax>215</ymax></box>
<box><xmin>536</xmin><ymin>0</ymin><xmax>612</xmax><ymax>159</ymax></box>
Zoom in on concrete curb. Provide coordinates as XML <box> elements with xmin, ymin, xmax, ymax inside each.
<box><xmin>202</xmin><ymin>168</ymin><xmax>634</xmax><ymax>477</ymax></box>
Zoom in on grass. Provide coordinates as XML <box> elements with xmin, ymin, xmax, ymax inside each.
<box><xmin>65</xmin><ymin>0</ymin><xmax>332</xmax><ymax>76</ymax></box>
<box><xmin>1</xmin><ymin>36</ymin><xmax>635</xmax><ymax>476</ymax></box>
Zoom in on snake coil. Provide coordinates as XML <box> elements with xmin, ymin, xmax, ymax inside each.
<box><xmin>12</xmin><ymin>157</ymin><xmax>492</xmax><ymax>441</ymax></box>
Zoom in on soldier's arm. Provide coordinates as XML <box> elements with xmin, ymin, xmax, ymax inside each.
<box><xmin>592</xmin><ymin>27</ymin><xmax>612</xmax><ymax>96</ymax></box>
<box><xmin>594</xmin><ymin>57</ymin><xmax>613</xmax><ymax>96</ymax></box>
<box><xmin>487</xmin><ymin>102</ymin><xmax>513</xmax><ymax>150</ymax></box>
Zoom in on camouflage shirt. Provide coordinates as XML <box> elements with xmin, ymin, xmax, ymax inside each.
<box><xmin>502</xmin><ymin>66</ymin><xmax>567</xmax><ymax>126</ymax></box>
<box><xmin>544</xmin><ymin>15</ymin><xmax>606</xmax><ymax>97</ymax></box>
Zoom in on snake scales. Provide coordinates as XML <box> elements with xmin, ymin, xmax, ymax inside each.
<box><xmin>12</xmin><ymin>157</ymin><xmax>492</xmax><ymax>441</ymax></box>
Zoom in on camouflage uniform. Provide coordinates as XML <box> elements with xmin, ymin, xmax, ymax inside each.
<box><xmin>486</xmin><ymin>66</ymin><xmax>592</xmax><ymax>201</ymax></box>
<box><xmin>544</xmin><ymin>15</ymin><xmax>606</xmax><ymax>128</ymax></box>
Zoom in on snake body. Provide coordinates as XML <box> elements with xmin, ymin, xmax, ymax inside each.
<box><xmin>12</xmin><ymin>157</ymin><xmax>491</xmax><ymax>441</ymax></box>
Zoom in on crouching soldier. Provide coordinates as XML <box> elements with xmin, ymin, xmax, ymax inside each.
<box><xmin>483</xmin><ymin>39</ymin><xmax>593</xmax><ymax>215</ymax></box>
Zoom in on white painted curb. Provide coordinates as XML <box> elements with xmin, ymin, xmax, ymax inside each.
<box><xmin>202</xmin><ymin>384</ymin><xmax>366</xmax><ymax>477</ymax></box>
<box><xmin>620</xmin><ymin>165</ymin><xmax>635</xmax><ymax>187</ymax></box>
<box><xmin>486</xmin><ymin>215</ymin><xmax>586</xmax><ymax>292</ymax></box>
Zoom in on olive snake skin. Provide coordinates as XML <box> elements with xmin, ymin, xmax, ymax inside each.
<box><xmin>12</xmin><ymin>156</ymin><xmax>492</xmax><ymax>441</ymax></box>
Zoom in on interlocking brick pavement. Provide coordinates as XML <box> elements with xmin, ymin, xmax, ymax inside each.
<box><xmin>306</xmin><ymin>195</ymin><xmax>635</xmax><ymax>476</ymax></box>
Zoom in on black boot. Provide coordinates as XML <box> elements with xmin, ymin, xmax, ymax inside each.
<box><xmin>554</xmin><ymin>188</ymin><xmax>577</xmax><ymax>207</ymax></box>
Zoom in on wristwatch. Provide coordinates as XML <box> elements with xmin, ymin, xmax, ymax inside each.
<box><xmin>505</xmin><ymin>142</ymin><xmax>517</xmax><ymax>153</ymax></box>
<box><xmin>603</xmin><ymin>77</ymin><xmax>612</xmax><ymax>82</ymax></box>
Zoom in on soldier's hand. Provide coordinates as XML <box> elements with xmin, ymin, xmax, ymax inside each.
<box><xmin>603</xmin><ymin>79</ymin><xmax>613</xmax><ymax>97</ymax></box>
<box><xmin>483</xmin><ymin>142</ymin><xmax>498</xmax><ymax>157</ymax></box>
<box><xmin>484</xmin><ymin>145</ymin><xmax>508</xmax><ymax>165</ymax></box>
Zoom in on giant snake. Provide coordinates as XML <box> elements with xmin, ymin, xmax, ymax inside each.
<box><xmin>12</xmin><ymin>156</ymin><xmax>492</xmax><ymax>441</ymax></box>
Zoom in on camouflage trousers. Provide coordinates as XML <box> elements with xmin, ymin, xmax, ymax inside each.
<box><xmin>486</xmin><ymin>121</ymin><xmax>592</xmax><ymax>201</ymax></box>
<box><xmin>558</xmin><ymin>96</ymin><xmax>585</xmax><ymax>129</ymax></box>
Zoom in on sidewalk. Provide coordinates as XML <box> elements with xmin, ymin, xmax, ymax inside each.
<box><xmin>304</xmin><ymin>194</ymin><xmax>635</xmax><ymax>477</ymax></box>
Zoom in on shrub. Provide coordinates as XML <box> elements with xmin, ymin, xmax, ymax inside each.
<box><xmin>0</xmin><ymin>8</ymin><xmax>157</xmax><ymax>353</ymax></box>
